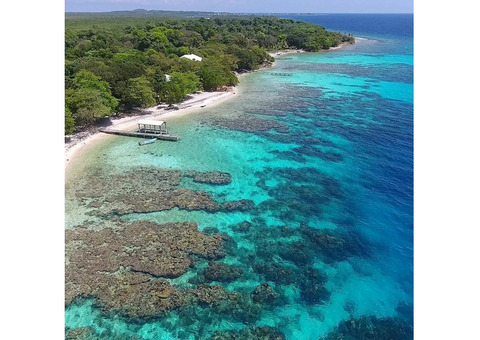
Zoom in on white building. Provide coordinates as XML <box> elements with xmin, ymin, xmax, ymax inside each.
<box><xmin>180</xmin><ymin>54</ymin><xmax>203</xmax><ymax>62</ymax></box>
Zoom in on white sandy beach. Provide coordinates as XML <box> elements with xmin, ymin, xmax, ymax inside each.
<box><xmin>267</xmin><ymin>49</ymin><xmax>306</xmax><ymax>58</ymax></box>
<box><xmin>267</xmin><ymin>41</ymin><xmax>353</xmax><ymax>58</ymax></box>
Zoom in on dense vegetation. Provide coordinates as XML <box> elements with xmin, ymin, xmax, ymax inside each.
<box><xmin>65</xmin><ymin>15</ymin><xmax>354</xmax><ymax>134</ymax></box>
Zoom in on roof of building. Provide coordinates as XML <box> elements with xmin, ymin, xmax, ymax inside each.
<box><xmin>181</xmin><ymin>54</ymin><xmax>203</xmax><ymax>61</ymax></box>
<box><xmin>137</xmin><ymin>120</ymin><xmax>166</xmax><ymax>126</ymax></box>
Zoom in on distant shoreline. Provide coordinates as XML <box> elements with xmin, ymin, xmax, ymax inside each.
<box><xmin>64</xmin><ymin>41</ymin><xmax>352</xmax><ymax>172</ymax></box>
<box><xmin>268</xmin><ymin>41</ymin><xmax>353</xmax><ymax>58</ymax></box>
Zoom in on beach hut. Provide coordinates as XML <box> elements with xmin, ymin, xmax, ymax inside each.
<box><xmin>137</xmin><ymin>120</ymin><xmax>168</xmax><ymax>134</ymax></box>
<box><xmin>180</xmin><ymin>54</ymin><xmax>203</xmax><ymax>62</ymax></box>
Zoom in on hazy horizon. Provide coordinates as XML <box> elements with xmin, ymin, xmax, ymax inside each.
<box><xmin>65</xmin><ymin>9</ymin><xmax>414</xmax><ymax>14</ymax></box>
<box><xmin>65</xmin><ymin>0</ymin><xmax>413</xmax><ymax>14</ymax></box>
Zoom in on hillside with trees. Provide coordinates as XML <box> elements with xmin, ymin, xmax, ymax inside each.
<box><xmin>65</xmin><ymin>14</ymin><xmax>354</xmax><ymax>134</ymax></box>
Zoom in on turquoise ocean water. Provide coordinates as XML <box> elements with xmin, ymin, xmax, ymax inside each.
<box><xmin>65</xmin><ymin>14</ymin><xmax>413</xmax><ymax>339</ymax></box>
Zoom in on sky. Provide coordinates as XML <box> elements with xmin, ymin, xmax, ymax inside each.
<box><xmin>65</xmin><ymin>0</ymin><xmax>413</xmax><ymax>13</ymax></box>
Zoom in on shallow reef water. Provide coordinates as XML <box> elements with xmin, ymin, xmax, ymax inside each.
<box><xmin>65</xmin><ymin>14</ymin><xmax>413</xmax><ymax>340</ymax></box>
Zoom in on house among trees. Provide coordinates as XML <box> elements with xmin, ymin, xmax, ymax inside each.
<box><xmin>181</xmin><ymin>54</ymin><xmax>203</xmax><ymax>62</ymax></box>
<box><xmin>65</xmin><ymin>16</ymin><xmax>354</xmax><ymax>134</ymax></box>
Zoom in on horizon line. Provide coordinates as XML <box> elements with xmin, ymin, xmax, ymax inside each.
<box><xmin>65</xmin><ymin>9</ymin><xmax>413</xmax><ymax>15</ymax></box>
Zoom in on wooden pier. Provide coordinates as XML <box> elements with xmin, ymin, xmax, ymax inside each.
<box><xmin>99</xmin><ymin>129</ymin><xmax>180</xmax><ymax>141</ymax></box>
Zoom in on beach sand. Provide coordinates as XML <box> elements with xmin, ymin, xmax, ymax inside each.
<box><xmin>267</xmin><ymin>42</ymin><xmax>352</xmax><ymax>58</ymax></box>
<box><xmin>267</xmin><ymin>49</ymin><xmax>306</xmax><ymax>58</ymax></box>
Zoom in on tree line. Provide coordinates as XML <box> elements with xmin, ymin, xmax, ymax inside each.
<box><xmin>65</xmin><ymin>16</ymin><xmax>354</xmax><ymax>134</ymax></box>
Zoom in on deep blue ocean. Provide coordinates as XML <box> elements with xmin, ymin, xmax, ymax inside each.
<box><xmin>65</xmin><ymin>14</ymin><xmax>413</xmax><ymax>339</ymax></box>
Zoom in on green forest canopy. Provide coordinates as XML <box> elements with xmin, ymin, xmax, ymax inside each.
<box><xmin>65</xmin><ymin>15</ymin><xmax>354</xmax><ymax>134</ymax></box>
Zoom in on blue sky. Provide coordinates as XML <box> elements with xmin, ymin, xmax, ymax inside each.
<box><xmin>65</xmin><ymin>0</ymin><xmax>413</xmax><ymax>13</ymax></box>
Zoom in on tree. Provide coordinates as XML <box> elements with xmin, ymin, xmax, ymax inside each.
<box><xmin>146</xmin><ymin>67</ymin><xmax>167</xmax><ymax>95</ymax></box>
<box><xmin>149</xmin><ymin>27</ymin><xmax>170</xmax><ymax>51</ymax></box>
<box><xmin>66</xmin><ymin>87</ymin><xmax>112</xmax><ymax>126</ymax></box>
<box><xmin>276</xmin><ymin>34</ymin><xmax>288</xmax><ymax>50</ymax></box>
<box><xmin>161</xmin><ymin>72</ymin><xmax>200</xmax><ymax>104</ymax></box>
<box><xmin>65</xmin><ymin>70</ymin><xmax>117</xmax><ymax>129</ymax></box>
<box><xmin>122</xmin><ymin>77</ymin><xmax>156</xmax><ymax>108</ymax></box>
<box><xmin>65</xmin><ymin>106</ymin><xmax>75</xmax><ymax>135</ymax></box>
<box><xmin>199</xmin><ymin>61</ymin><xmax>238</xmax><ymax>91</ymax></box>
<box><xmin>73</xmin><ymin>70</ymin><xmax>118</xmax><ymax>112</ymax></box>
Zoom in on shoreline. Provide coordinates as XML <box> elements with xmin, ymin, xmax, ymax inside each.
<box><xmin>64</xmin><ymin>87</ymin><xmax>240</xmax><ymax>170</ymax></box>
<box><xmin>65</xmin><ymin>41</ymin><xmax>352</xmax><ymax>171</ymax></box>
<box><xmin>267</xmin><ymin>41</ymin><xmax>353</xmax><ymax>58</ymax></box>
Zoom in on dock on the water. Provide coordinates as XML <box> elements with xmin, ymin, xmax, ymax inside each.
<box><xmin>99</xmin><ymin>129</ymin><xmax>180</xmax><ymax>141</ymax></box>
<box><xmin>99</xmin><ymin>119</ymin><xmax>180</xmax><ymax>141</ymax></box>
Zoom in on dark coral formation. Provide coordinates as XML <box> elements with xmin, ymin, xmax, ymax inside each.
<box><xmin>183</xmin><ymin>170</ymin><xmax>232</xmax><ymax>185</ymax></box>
<box><xmin>299</xmin><ymin>224</ymin><xmax>371</xmax><ymax>263</ymax></box>
<box><xmin>395</xmin><ymin>301</ymin><xmax>414</xmax><ymax>325</ymax></box>
<box><xmin>232</xmin><ymin>220</ymin><xmax>253</xmax><ymax>234</ymax></box>
<box><xmin>343</xmin><ymin>299</ymin><xmax>356</xmax><ymax>316</ymax></box>
<box><xmin>221</xmin><ymin>199</ymin><xmax>255</xmax><ymax>212</ymax></box>
<box><xmin>256</xmin><ymin>239</ymin><xmax>312</xmax><ymax>267</ymax></box>
<box><xmin>298</xmin><ymin>267</ymin><xmax>330</xmax><ymax>305</ymax></box>
<box><xmin>255</xmin><ymin>167</ymin><xmax>347</xmax><ymax>224</ymax></box>
<box><xmin>252</xmin><ymin>261</ymin><xmax>296</xmax><ymax>286</ymax></box>
<box><xmin>210</xmin><ymin>115</ymin><xmax>289</xmax><ymax>133</ymax></box>
<box><xmin>65</xmin><ymin>326</ymin><xmax>145</xmax><ymax>340</ymax></box>
<box><xmin>203</xmin><ymin>261</ymin><xmax>244</xmax><ymax>282</ymax></box>
<box><xmin>210</xmin><ymin>326</ymin><xmax>285</xmax><ymax>340</ymax></box>
<box><xmin>65</xmin><ymin>327</ymin><xmax>97</xmax><ymax>340</ymax></box>
<box><xmin>251</xmin><ymin>283</ymin><xmax>279</xmax><ymax>305</ymax></box>
<box><xmin>71</xmin><ymin>167</ymin><xmax>253</xmax><ymax>216</ymax></box>
<box><xmin>293</xmin><ymin>145</ymin><xmax>343</xmax><ymax>162</ymax></box>
<box><xmin>252</xmin><ymin>261</ymin><xmax>330</xmax><ymax>306</ymax></box>
<box><xmin>323</xmin><ymin>315</ymin><xmax>413</xmax><ymax>340</ymax></box>
<box><xmin>211</xmin><ymin>295</ymin><xmax>264</xmax><ymax>324</ymax></box>
<box><xmin>223</xmin><ymin>217</ymin><xmax>373</xmax><ymax>307</ymax></box>
<box><xmin>193</xmin><ymin>284</ymin><xmax>241</xmax><ymax>307</ymax></box>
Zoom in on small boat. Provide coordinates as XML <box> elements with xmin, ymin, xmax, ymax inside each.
<box><xmin>139</xmin><ymin>138</ymin><xmax>157</xmax><ymax>146</ymax></box>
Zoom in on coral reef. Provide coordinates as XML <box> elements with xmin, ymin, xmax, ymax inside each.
<box><xmin>251</xmin><ymin>283</ymin><xmax>280</xmax><ymax>305</ymax></box>
<box><xmin>232</xmin><ymin>220</ymin><xmax>253</xmax><ymax>234</ymax></box>
<box><xmin>343</xmin><ymin>299</ymin><xmax>356</xmax><ymax>316</ymax></box>
<box><xmin>297</xmin><ymin>267</ymin><xmax>330</xmax><ymax>305</ymax></box>
<box><xmin>65</xmin><ymin>326</ymin><xmax>145</xmax><ymax>340</ymax></box>
<box><xmin>300</xmin><ymin>224</ymin><xmax>371</xmax><ymax>263</ymax></box>
<box><xmin>203</xmin><ymin>261</ymin><xmax>244</xmax><ymax>283</ymax></box>
<box><xmin>183</xmin><ymin>171</ymin><xmax>232</xmax><ymax>185</ymax></box>
<box><xmin>65</xmin><ymin>220</ymin><xmax>242</xmax><ymax>320</ymax></box>
<box><xmin>65</xmin><ymin>327</ymin><xmax>97</xmax><ymax>340</ymax></box>
<box><xmin>252</xmin><ymin>261</ymin><xmax>296</xmax><ymax>286</ymax></box>
<box><xmin>66</xmin><ymin>220</ymin><xmax>226</xmax><ymax>280</ymax></box>
<box><xmin>193</xmin><ymin>284</ymin><xmax>242</xmax><ymax>307</ymax></box>
<box><xmin>323</xmin><ymin>315</ymin><xmax>413</xmax><ymax>340</ymax></box>
<box><xmin>72</xmin><ymin>167</ymin><xmax>253</xmax><ymax>216</ymax></box>
<box><xmin>210</xmin><ymin>326</ymin><xmax>285</xmax><ymax>340</ymax></box>
<box><xmin>210</xmin><ymin>115</ymin><xmax>289</xmax><ymax>133</ymax></box>
<box><xmin>229</xmin><ymin>218</ymin><xmax>373</xmax><ymax>306</ymax></box>
<box><xmin>255</xmin><ymin>167</ymin><xmax>345</xmax><ymax>224</ymax></box>
<box><xmin>293</xmin><ymin>145</ymin><xmax>343</xmax><ymax>162</ymax></box>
